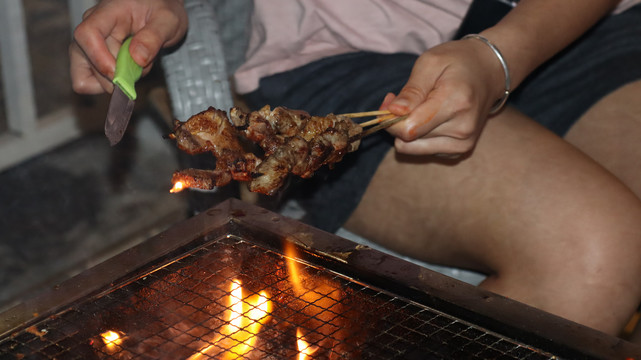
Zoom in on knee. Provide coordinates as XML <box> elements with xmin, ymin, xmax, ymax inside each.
<box><xmin>485</xmin><ymin>215</ymin><xmax>641</xmax><ymax>334</ymax></box>
<box><xmin>533</xmin><ymin>214</ymin><xmax>641</xmax><ymax>288</ymax></box>
<box><xmin>492</xmin><ymin>203</ymin><xmax>641</xmax><ymax>302</ymax></box>
<box><xmin>579</xmin><ymin>211</ymin><xmax>641</xmax><ymax>277</ymax></box>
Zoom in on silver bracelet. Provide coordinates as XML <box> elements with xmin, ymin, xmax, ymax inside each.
<box><xmin>462</xmin><ymin>34</ymin><xmax>511</xmax><ymax>114</ymax></box>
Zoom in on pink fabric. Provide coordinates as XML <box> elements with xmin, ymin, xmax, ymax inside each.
<box><xmin>617</xmin><ymin>0</ymin><xmax>641</xmax><ymax>13</ymax></box>
<box><xmin>234</xmin><ymin>0</ymin><xmax>470</xmax><ymax>93</ymax></box>
<box><xmin>233</xmin><ymin>0</ymin><xmax>641</xmax><ymax>94</ymax></box>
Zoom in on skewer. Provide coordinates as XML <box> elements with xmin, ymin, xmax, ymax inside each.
<box><xmin>171</xmin><ymin>106</ymin><xmax>407</xmax><ymax>195</ymax></box>
<box><xmin>339</xmin><ymin>110</ymin><xmax>391</xmax><ymax>118</ymax></box>
<box><xmin>358</xmin><ymin>114</ymin><xmax>397</xmax><ymax>127</ymax></box>
<box><xmin>350</xmin><ymin>115</ymin><xmax>408</xmax><ymax>142</ymax></box>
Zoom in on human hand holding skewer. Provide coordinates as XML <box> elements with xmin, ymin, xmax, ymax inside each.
<box><xmin>382</xmin><ymin>36</ymin><xmax>510</xmax><ymax>157</ymax></box>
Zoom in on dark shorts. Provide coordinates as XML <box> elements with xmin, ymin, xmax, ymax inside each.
<box><xmin>243</xmin><ymin>4</ymin><xmax>641</xmax><ymax>233</ymax></box>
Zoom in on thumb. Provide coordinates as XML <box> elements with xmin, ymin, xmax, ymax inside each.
<box><xmin>388</xmin><ymin>56</ymin><xmax>441</xmax><ymax>115</ymax></box>
<box><xmin>128</xmin><ymin>14</ymin><xmax>188</xmax><ymax>67</ymax></box>
<box><xmin>128</xmin><ymin>29</ymin><xmax>163</xmax><ymax>68</ymax></box>
<box><xmin>388</xmin><ymin>83</ymin><xmax>427</xmax><ymax>116</ymax></box>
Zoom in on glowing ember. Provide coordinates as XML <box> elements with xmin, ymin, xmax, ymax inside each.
<box><xmin>169</xmin><ymin>181</ymin><xmax>184</xmax><ymax>193</ymax></box>
<box><xmin>100</xmin><ymin>330</ymin><xmax>123</xmax><ymax>353</ymax></box>
<box><xmin>188</xmin><ymin>279</ymin><xmax>271</xmax><ymax>360</ymax></box>
<box><xmin>296</xmin><ymin>328</ymin><xmax>319</xmax><ymax>360</ymax></box>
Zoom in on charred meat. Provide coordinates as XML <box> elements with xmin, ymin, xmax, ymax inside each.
<box><xmin>171</xmin><ymin>106</ymin><xmax>362</xmax><ymax>195</ymax></box>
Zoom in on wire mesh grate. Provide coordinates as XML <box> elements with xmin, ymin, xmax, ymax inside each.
<box><xmin>1</xmin><ymin>236</ymin><xmax>559</xmax><ymax>359</ymax></box>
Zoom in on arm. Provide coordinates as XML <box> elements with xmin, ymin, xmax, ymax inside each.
<box><xmin>69</xmin><ymin>0</ymin><xmax>188</xmax><ymax>95</ymax></box>
<box><xmin>385</xmin><ymin>0</ymin><xmax>621</xmax><ymax>156</ymax></box>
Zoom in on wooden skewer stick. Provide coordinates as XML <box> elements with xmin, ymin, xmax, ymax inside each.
<box><xmin>359</xmin><ymin>114</ymin><xmax>397</xmax><ymax>127</ymax></box>
<box><xmin>349</xmin><ymin>115</ymin><xmax>408</xmax><ymax>143</ymax></box>
<box><xmin>361</xmin><ymin>115</ymin><xmax>407</xmax><ymax>137</ymax></box>
<box><xmin>339</xmin><ymin>110</ymin><xmax>391</xmax><ymax>118</ymax></box>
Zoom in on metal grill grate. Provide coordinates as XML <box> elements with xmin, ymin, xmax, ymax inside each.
<box><xmin>1</xmin><ymin>236</ymin><xmax>555</xmax><ymax>359</ymax></box>
<box><xmin>2</xmin><ymin>199</ymin><xmax>639</xmax><ymax>359</ymax></box>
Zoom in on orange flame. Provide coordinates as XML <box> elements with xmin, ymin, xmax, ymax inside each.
<box><xmin>188</xmin><ymin>279</ymin><xmax>271</xmax><ymax>360</ymax></box>
<box><xmin>285</xmin><ymin>242</ymin><xmax>305</xmax><ymax>297</ymax></box>
<box><xmin>169</xmin><ymin>181</ymin><xmax>184</xmax><ymax>193</ymax></box>
<box><xmin>284</xmin><ymin>240</ymin><xmax>349</xmax><ymax>356</ymax></box>
<box><xmin>296</xmin><ymin>328</ymin><xmax>319</xmax><ymax>360</ymax></box>
<box><xmin>100</xmin><ymin>330</ymin><xmax>123</xmax><ymax>353</ymax></box>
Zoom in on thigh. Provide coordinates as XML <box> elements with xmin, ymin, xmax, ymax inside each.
<box><xmin>565</xmin><ymin>80</ymin><xmax>641</xmax><ymax>198</ymax></box>
<box><xmin>344</xmin><ymin>107</ymin><xmax>641</xmax><ymax>274</ymax></box>
<box><xmin>509</xmin><ymin>4</ymin><xmax>641</xmax><ymax>136</ymax></box>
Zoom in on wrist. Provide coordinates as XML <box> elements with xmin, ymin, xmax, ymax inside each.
<box><xmin>462</xmin><ymin>34</ymin><xmax>511</xmax><ymax>114</ymax></box>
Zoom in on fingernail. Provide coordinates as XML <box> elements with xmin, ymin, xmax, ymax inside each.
<box><xmin>133</xmin><ymin>43</ymin><xmax>150</xmax><ymax>65</ymax></box>
<box><xmin>390</xmin><ymin>98</ymin><xmax>410</xmax><ymax>113</ymax></box>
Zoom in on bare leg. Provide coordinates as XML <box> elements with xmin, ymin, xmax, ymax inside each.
<box><xmin>564</xmin><ymin>80</ymin><xmax>641</xmax><ymax>338</ymax></box>
<box><xmin>565</xmin><ymin>80</ymin><xmax>641</xmax><ymax>198</ymax></box>
<box><xmin>344</xmin><ymin>107</ymin><xmax>641</xmax><ymax>335</ymax></box>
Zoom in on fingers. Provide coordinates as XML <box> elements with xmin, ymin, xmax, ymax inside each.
<box><xmin>393</xmin><ymin>126</ymin><xmax>478</xmax><ymax>156</ymax></box>
<box><xmin>381</xmin><ymin>84</ymin><xmax>477</xmax><ymax>157</ymax></box>
<box><xmin>73</xmin><ymin>3</ymin><xmax>130</xmax><ymax>77</ymax></box>
<box><xmin>69</xmin><ymin>40</ymin><xmax>115</xmax><ymax>94</ymax></box>
<box><xmin>388</xmin><ymin>54</ymin><xmax>442</xmax><ymax>114</ymax></box>
<box><xmin>385</xmin><ymin>54</ymin><xmax>448</xmax><ymax>142</ymax></box>
<box><xmin>378</xmin><ymin>42</ymin><xmax>497</xmax><ymax>156</ymax></box>
<box><xmin>70</xmin><ymin>0</ymin><xmax>188</xmax><ymax>95</ymax></box>
<box><xmin>129</xmin><ymin>7</ymin><xmax>188</xmax><ymax>67</ymax></box>
<box><xmin>71</xmin><ymin>3</ymin><xmax>129</xmax><ymax>94</ymax></box>
<box><xmin>392</xmin><ymin>103</ymin><xmax>480</xmax><ymax>156</ymax></box>
<box><xmin>386</xmin><ymin>82</ymin><xmax>479</xmax><ymax>155</ymax></box>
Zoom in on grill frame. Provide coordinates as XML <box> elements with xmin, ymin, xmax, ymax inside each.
<box><xmin>1</xmin><ymin>198</ymin><xmax>640</xmax><ymax>359</ymax></box>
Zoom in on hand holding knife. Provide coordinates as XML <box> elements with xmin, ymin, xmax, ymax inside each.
<box><xmin>105</xmin><ymin>37</ymin><xmax>143</xmax><ymax>146</ymax></box>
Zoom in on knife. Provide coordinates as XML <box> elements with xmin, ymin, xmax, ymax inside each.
<box><xmin>105</xmin><ymin>37</ymin><xmax>143</xmax><ymax>146</ymax></box>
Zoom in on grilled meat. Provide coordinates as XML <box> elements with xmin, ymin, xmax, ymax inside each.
<box><xmin>171</xmin><ymin>106</ymin><xmax>362</xmax><ymax>195</ymax></box>
<box><xmin>172</xmin><ymin>107</ymin><xmax>259</xmax><ymax>184</ymax></box>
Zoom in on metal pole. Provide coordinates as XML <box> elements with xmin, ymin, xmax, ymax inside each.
<box><xmin>0</xmin><ymin>0</ymin><xmax>37</xmax><ymax>134</ymax></box>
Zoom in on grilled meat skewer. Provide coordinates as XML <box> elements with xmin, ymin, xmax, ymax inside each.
<box><xmin>171</xmin><ymin>106</ymin><xmax>362</xmax><ymax>195</ymax></box>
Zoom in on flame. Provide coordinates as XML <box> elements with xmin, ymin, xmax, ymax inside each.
<box><xmin>285</xmin><ymin>240</ymin><xmax>349</xmax><ymax>356</ymax></box>
<box><xmin>100</xmin><ymin>330</ymin><xmax>123</xmax><ymax>353</ymax></box>
<box><xmin>188</xmin><ymin>279</ymin><xmax>271</xmax><ymax>360</ymax></box>
<box><xmin>169</xmin><ymin>181</ymin><xmax>184</xmax><ymax>193</ymax></box>
<box><xmin>285</xmin><ymin>242</ymin><xmax>305</xmax><ymax>296</ymax></box>
<box><xmin>296</xmin><ymin>328</ymin><xmax>319</xmax><ymax>360</ymax></box>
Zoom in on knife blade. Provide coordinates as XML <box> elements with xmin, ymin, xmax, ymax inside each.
<box><xmin>105</xmin><ymin>37</ymin><xmax>142</xmax><ymax>146</ymax></box>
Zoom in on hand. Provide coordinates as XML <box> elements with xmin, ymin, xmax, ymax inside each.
<box><xmin>382</xmin><ymin>37</ymin><xmax>508</xmax><ymax>156</ymax></box>
<box><xmin>70</xmin><ymin>0</ymin><xmax>188</xmax><ymax>95</ymax></box>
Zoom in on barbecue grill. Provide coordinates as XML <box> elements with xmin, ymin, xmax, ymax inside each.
<box><xmin>1</xmin><ymin>199</ymin><xmax>639</xmax><ymax>359</ymax></box>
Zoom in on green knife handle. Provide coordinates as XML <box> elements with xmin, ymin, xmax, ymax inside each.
<box><xmin>113</xmin><ymin>37</ymin><xmax>143</xmax><ymax>100</ymax></box>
